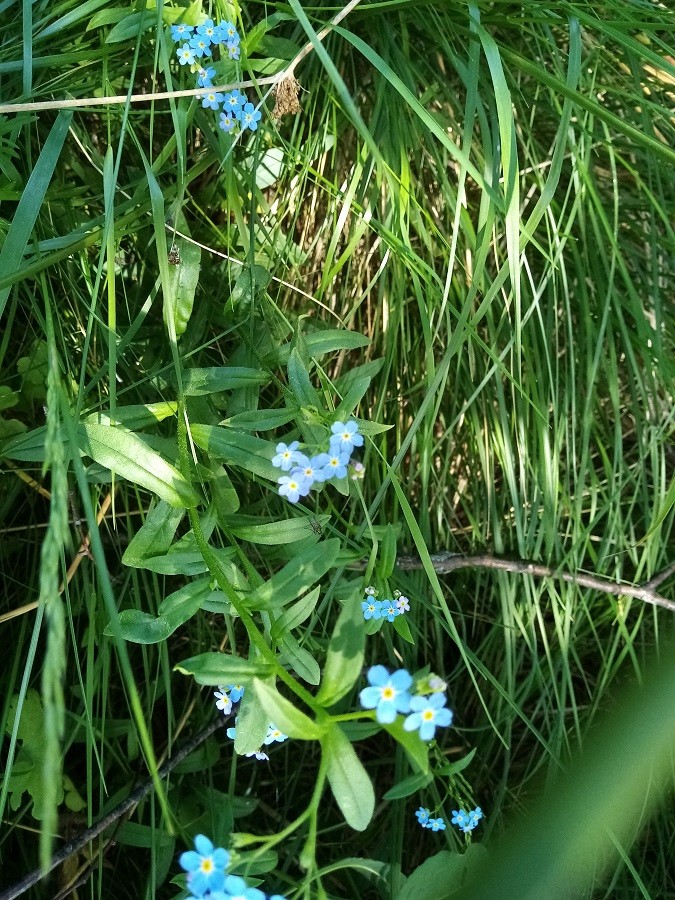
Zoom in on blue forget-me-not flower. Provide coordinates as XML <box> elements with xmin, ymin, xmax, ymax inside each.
<box><xmin>359</xmin><ymin>665</ymin><xmax>413</xmax><ymax>724</ymax></box>
<box><xmin>403</xmin><ymin>693</ymin><xmax>453</xmax><ymax>741</ymax></box>
<box><xmin>179</xmin><ymin>834</ymin><xmax>229</xmax><ymax>896</ymax></box>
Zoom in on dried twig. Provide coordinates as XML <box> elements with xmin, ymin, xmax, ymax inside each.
<box><xmin>395</xmin><ymin>552</ymin><xmax>675</xmax><ymax>613</ymax></box>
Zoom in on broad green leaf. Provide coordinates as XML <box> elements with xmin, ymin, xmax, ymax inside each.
<box><xmin>175</xmin><ymin>652</ymin><xmax>273</xmax><ymax>686</ymax></box>
<box><xmin>220</xmin><ymin>408</ymin><xmax>297</xmax><ymax>431</ymax></box>
<box><xmin>210</xmin><ymin>463</ymin><xmax>240</xmax><ymax>516</ymax></box>
<box><xmin>1</xmin><ymin>425</ymin><xmax>61</xmax><ymax>461</ymax></box>
<box><xmin>315</xmin><ymin>590</ymin><xmax>365</xmax><ymax>707</ymax></box>
<box><xmin>264</xmin><ymin>330</ymin><xmax>370</xmax><ymax>366</ymax></box>
<box><xmin>253</xmin><ymin>679</ymin><xmax>323</xmax><ymax>740</ymax></box>
<box><xmin>396</xmin><ymin>848</ymin><xmax>487</xmax><ymax>900</ymax></box>
<box><xmin>333</xmin><ymin>375</ymin><xmax>373</xmax><ymax>421</ymax></box>
<box><xmin>190</xmin><ymin>425</ymin><xmax>278</xmax><ymax>481</ymax></box>
<box><xmin>270</xmin><ymin>586</ymin><xmax>321</xmax><ymax>643</ymax></box>
<box><xmin>322</xmin><ymin>724</ymin><xmax>374</xmax><ymax>832</ymax></box>
<box><xmin>392</xmin><ymin>614</ymin><xmax>414</xmax><ymax>644</ymax></box>
<box><xmin>160</xmin><ymin>577</ymin><xmax>214</xmax><ymax>623</ymax></box>
<box><xmin>84</xmin><ymin>402</ymin><xmax>178</xmax><ymax>430</ymax></box>
<box><xmin>383</xmin><ymin>717</ymin><xmax>429</xmax><ymax>775</ymax></box>
<box><xmin>109</xmin><ymin>610</ymin><xmax>173</xmax><ymax>645</ymax></box>
<box><xmin>122</xmin><ymin>501</ymin><xmax>184</xmax><ymax>568</ymax></box>
<box><xmin>78</xmin><ymin>423</ymin><xmax>199</xmax><ymax>508</ymax></box>
<box><xmin>229</xmin><ymin>515</ymin><xmax>328</xmax><ymax>546</ymax></box>
<box><xmin>234</xmin><ymin>682</ymin><xmax>270</xmax><ymax>755</ymax></box>
<box><xmin>279</xmin><ymin>637</ymin><xmax>321</xmax><ymax>685</ymax></box>
<box><xmin>245</xmin><ymin>539</ymin><xmax>340</xmax><ymax>611</ymax></box>
<box><xmin>382</xmin><ymin>771</ymin><xmax>433</xmax><ymax>801</ymax></box>
<box><xmin>287</xmin><ymin>348</ymin><xmax>321</xmax><ymax>410</ymax></box>
<box><xmin>166</xmin><ymin>223</ymin><xmax>201</xmax><ymax>337</ymax></box>
<box><xmin>183</xmin><ymin>367</ymin><xmax>268</xmax><ymax>396</ymax></box>
<box><xmin>105</xmin><ymin>11</ymin><xmax>154</xmax><ymax>43</ymax></box>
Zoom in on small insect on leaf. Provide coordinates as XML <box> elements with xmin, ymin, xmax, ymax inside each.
<box><xmin>310</xmin><ymin>519</ymin><xmax>323</xmax><ymax>535</ymax></box>
<box><xmin>168</xmin><ymin>244</ymin><xmax>181</xmax><ymax>265</ymax></box>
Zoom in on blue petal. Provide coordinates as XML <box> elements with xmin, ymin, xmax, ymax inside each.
<box><xmin>194</xmin><ymin>834</ymin><xmax>214</xmax><ymax>856</ymax></box>
<box><xmin>366</xmin><ymin>664</ymin><xmax>389</xmax><ymax>686</ymax></box>
<box><xmin>179</xmin><ymin>850</ymin><xmax>201</xmax><ymax>871</ymax></box>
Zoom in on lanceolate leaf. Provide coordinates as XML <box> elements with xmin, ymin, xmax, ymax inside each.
<box><xmin>246</xmin><ymin>540</ymin><xmax>340</xmax><ymax>611</ymax></box>
<box><xmin>316</xmin><ymin>590</ymin><xmax>365</xmax><ymax>707</ymax></box>
<box><xmin>174</xmin><ymin>652</ymin><xmax>273</xmax><ymax>685</ymax></box>
<box><xmin>253</xmin><ymin>679</ymin><xmax>323</xmax><ymax>740</ymax></box>
<box><xmin>322</xmin><ymin>724</ymin><xmax>374</xmax><ymax>832</ymax></box>
<box><xmin>78</xmin><ymin>423</ymin><xmax>199</xmax><ymax>508</ymax></box>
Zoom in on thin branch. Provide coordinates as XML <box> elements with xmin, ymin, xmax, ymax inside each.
<box><xmin>0</xmin><ymin>717</ymin><xmax>227</xmax><ymax>900</ymax></box>
<box><xmin>395</xmin><ymin>552</ymin><xmax>675</xmax><ymax>613</ymax></box>
<box><xmin>0</xmin><ymin>0</ymin><xmax>363</xmax><ymax>116</ymax></box>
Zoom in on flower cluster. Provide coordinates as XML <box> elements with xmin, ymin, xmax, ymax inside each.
<box><xmin>362</xmin><ymin>587</ymin><xmax>410</xmax><ymax>622</ymax></box>
<box><xmin>273</xmin><ymin>420</ymin><xmax>365</xmax><ymax>503</ymax></box>
<box><xmin>179</xmin><ymin>834</ymin><xmax>286</xmax><ymax>899</ymax></box>
<box><xmin>358</xmin><ymin>665</ymin><xmax>453</xmax><ymax>741</ymax></box>
<box><xmin>214</xmin><ymin>683</ymin><xmax>245</xmax><ymax>716</ymax></box>
<box><xmin>170</xmin><ymin>20</ymin><xmax>262</xmax><ymax>135</ymax></box>
<box><xmin>415</xmin><ymin>807</ymin><xmax>446</xmax><ymax>831</ymax></box>
<box><xmin>451</xmin><ymin>807</ymin><xmax>483</xmax><ymax>833</ymax></box>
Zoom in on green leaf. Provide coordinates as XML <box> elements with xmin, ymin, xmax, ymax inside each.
<box><xmin>246</xmin><ymin>539</ymin><xmax>340</xmax><ymax>611</ymax></box>
<box><xmin>383</xmin><ymin>717</ymin><xmax>429</xmax><ymax>774</ymax></box>
<box><xmin>230</xmin><ymin>264</ymin><xmax>272</xmax><ymax>308</ymax></box>
<box><xmin>166</xmin><ymin>223</ymin><xmax>201</xmax><ymax>337</ymax></box>
<box><xmin>175</xmin><ymin>652</ymin><xmax>273</xmax><ymax>686</ymax></box>
<box><xmin>220</xmin><ymin>408</ymin><xmax>297</xmax><ymax>431</ymax></box>
<box><xmin>395</xmin><ymin>848</ymin><xmax>487</xmax><ymax>900</ymax></box>
<box><xmin>190</xmin><ymin>425</ymin><xmax>279</xmax><ymax>481</ymax></box>
<box><xmin>229</xmin><ymin>515</ymin><xmax>329</xmax><ymax>546</ymax></box>
<box><xmin>105</xmin><ymin>11</ymin><xmax>154</xmax><ymax>43</ymax></box>
<box><xmin>109</xmin><ymin>610</ymin><xmax>173</xmax><ymax>645</ymax></box>
<box><xmin>253</xmin><ymin>679</ymin><xmax>323</xmax><ymax>739</ymax></box>
<box><xmin>437</xmin><ymin>748</ymin><xmax>477</xmax><ymax>778</ymax></box>
<box><xmin>315</xmin><ymin>590</ymin><xmax>365</xmax><ymax>707</ymax></box>
<box><xmin>322</xmin><ymin>724</ymin><xmax>374</xmax><ymax>832</ymax></box>
<box><xmin>234</xmin><ymin>684</ymin><xmax>270</xmax><ymax>755</ymax></box>
<box><xmin>122</xmin><ymin>501</ymin><xmax>184</xmax><ymax>568</ymax></box>
<box><xmin>287</xmin><ymin>348</ymin><xmax>321</xmax><ymax>409</ymax></box>
<box><xmin>209</xmin><ymin>464</ymin><xmax>240</xmax><ymax>516</ymax></box>
<box><xmin>78</xmin><ymin>423</ymin><xmax>199</xmax><ymax>508</ymax></box>
<box><xmin>159</xmin><ymin>577</ymin><xmax>214</xmax><ymax>625</ymax></box>
<box><xmin>279</xmin><ymin>637</ymin><xmax>321</xmax><ymax>685</ymax></box>
<box><xmin>270</xmin><ymin>586</ymin><xmax>321</xmax><ymax>643</ymax></box>
<box><xmin>84</xmin><ymin>402</ymin><xmax>178</xmax><ymax>429</ymax></box>
<box><xmin>382</xmin><ymin>771</ymin><xmax>433</xmax><ymax>801</ymax></box>
<box><xmin>183</xmin><ymin>367</ymin><xmax>268</xmax><ymax>396</ymax></box>
<box><xmin>377</xmin><ymin>524</ymin><xmax>397</xmax><ymax>579</ymax></box>
<box><xmin>392</xmin><ymin>614</ymin><xmax>414</xmax><ymax>644</ymax></box>
<box><xmin>263</xmin><ymin>330</ymin><xmax>370</xmax><ymax>366</ymax></box>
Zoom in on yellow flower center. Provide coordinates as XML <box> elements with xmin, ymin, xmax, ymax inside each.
<box><xmin>422</xmin><ymin>710</ymin><xmax>434</xmax><ymax>721</ymax></box>
<box><xmin>382</xmin><ymin>687</ymin><xmax>395</xmax><ymax>700</ymax></box>
<box><xmin>200</xmin><ymin>857</ymin><xmax>214</xmax><ymax>874</ymax></box>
